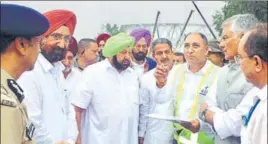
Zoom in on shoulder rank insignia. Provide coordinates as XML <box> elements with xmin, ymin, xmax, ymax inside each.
<box><xmin>26</xmin><ymin>122</ymin><xmax>35</xmax><ymax>140</ymax></box>
<box><xmin>1</xmin><ymin>99</ymin><xmax>16</xmax><ymax>107</ymax></box>
<box><xmin>7</xmin><ymin>79</ymin><xmax>25</xmax><ymax>103</ymax></box>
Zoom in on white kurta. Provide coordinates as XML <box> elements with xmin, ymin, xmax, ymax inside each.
<box><xmin>62</xmin><ymin>67</ymin><xmax>81</xmax><ymax>99</ymax></box>
<box><xmin>72</xmin><ymin>59</ymin><xmax>139</xmax><ymax>144</ymax></box>
<box><xmin>241</xmin><ymin>85</ymin><xmax>267</xmax><ymax>144</ymax></box>
<box><xmin>139</xmin><ymin>66</ymin><xmax>178</xmax><ymax>144</ymax></box>
<box><xmin>148</xmin><ymin>60</ymin><xmax>219</xmax><ymax>143</ymax></box>
<box><xmin>131</xmin><ymin>60</ymin><xmax>146</xmax><ymax>78</ymax></box>
<box><xmin>17</xmin><ymin>54</ymin><xmax>78</xmax><ymax>144</ymax></box>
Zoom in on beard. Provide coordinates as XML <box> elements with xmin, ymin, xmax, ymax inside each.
<box><xmin>133</xmin><ymin>51</ymin><xmax>147</xmax><ymax>61</ymax></box>
<box><xmin>41</xmin><ymin>46</ymin><xmax>67</xmax><ymax>63</ymax></box>
<box><xmin>112</xmin><ymin>56</ymin><xmax>130</xmax><ymax>71</ymax></box>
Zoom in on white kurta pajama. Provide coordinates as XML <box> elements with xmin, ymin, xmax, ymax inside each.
<box><xmin>72</xmin><ymin>59</ymin><xmax>139</xmax><ymax>144</ymax></box>
<box><xmin>17</xmin><ymin>54</ymin><xmax>78</xmax><ymax>144</ymax></box>
<box><xmin>139</xmin><ymin>66</ymin><xmax>178</xmax><ymax>144</ymax></box>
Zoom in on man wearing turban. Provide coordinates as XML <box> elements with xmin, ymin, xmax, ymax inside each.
<box><xmin>130</xmin><ymin>28</ymin><xmax>157</xmax><ymax>77</ymax></box>
<box><xmin>61</xmin><ymin>37</ymin><xmax>81</xmax><ymax>110</ymax></box>
<box><xmin>96</xmin><ymin>33</ymin><xmax>111</xmax><ymax>61</ymax></box>
<box><xmin>18</xmin><ymin>10</ymin><xmax>78</xmax><ymax>144</ymax></box>
<box><xmin>72</xmin><ymin>33</ymin><xmax>140</xmax><ymax>144</ymax></box>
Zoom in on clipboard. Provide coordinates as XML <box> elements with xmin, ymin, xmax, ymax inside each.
<box><xmin>146</xmin><ymin>113</ymin><xmax>192</xmax><ymax>128</ymax></box>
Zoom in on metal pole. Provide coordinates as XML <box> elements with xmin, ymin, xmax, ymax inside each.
<box><xmin>152</xmin><ymin>11</ymin><xmax>161</xmax><ymax>38</ymax></box>
<box><xmin>192</xmin><ymin>1</ymin><xmax>217</xmax><ymax>39</ymax></box>
<box><xmin>157</xmin><ymin>27</ymin><xmax>160</xmax><ymax>38</ymax></box>
<box><xmin>176</xmin><ymin>10</ymin><xmax>194</xmax><ymax>47</ymax></box>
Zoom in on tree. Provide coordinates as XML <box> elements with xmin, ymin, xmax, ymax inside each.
<box><xmin>104</xmin><ymin>23</ymin><xmax>124</xmax><ymax>36</ymax></box>
<box><xmin>212</xmin><ymin>1</ymin><xmax>268</xmax><ymax>36</ymax></box>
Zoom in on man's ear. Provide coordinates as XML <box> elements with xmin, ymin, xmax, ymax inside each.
<box><xmin>204</xmin><ymin>45</ymin><xmax>209</xmax><ymax>56</ymax></box>
<box><xmin>152</xmin><ymin>52</ymin><xmax>156</xmax><ymax>61</ymax></box>
<box><xmin>14</xmin><ymin>37</ymin><xmax>30</xmax><ymax>56</ymax></box>
<box><xmin>238</xmin><ymin>32</ymin><xmax>245</xmax><ymax>39</ymax></box>
<box><xmin>254</xmin><ymin>55</ymin><xmax>263</xmax><ymax>73</ymax></box>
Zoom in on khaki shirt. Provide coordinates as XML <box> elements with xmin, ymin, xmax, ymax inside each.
<box><xmin>1</xmin><ymin>69</ymin><xmax>35</xmax><ymax>144</ymax></box>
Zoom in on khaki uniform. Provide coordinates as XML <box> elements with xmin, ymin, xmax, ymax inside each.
<box><xmin>1</xmin><ymin>69</ymin><xmax>35</xmax><ymax>144</ymax></box>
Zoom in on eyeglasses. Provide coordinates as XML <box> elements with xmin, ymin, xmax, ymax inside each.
<box><xmin>234</xmin><ymin>55</ymin><xmax>249</xmax><ymax>64</ymax></box>
<box><xmin>49</xmin><ymin>33</ymin><xmax>71</xmax><ymax>43</ymax></box>
<box><xmin>134</xmin><ymin>44</ymin><xmax>148</xmax><ymax>49</ymax></box>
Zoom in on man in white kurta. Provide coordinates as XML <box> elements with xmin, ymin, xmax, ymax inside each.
<box><xmin>129</xmin><ymin>28</ymin><xmax>157</xmax><ymax>77</ymax></box>
<box><xmin>153</xmin><ymin>33</ymin><xmax>220</xmax><ymax>144</ymax></box>
<box><xmin>18</xmin><ymin>54</ymin><xmax>78</xmax><ymax>143</ymax></box>
<box><xmin>139</xmin><ymin>38</ymin><xmax>176</xmax><ymax>144</ymax></box>
<box><xmin>72</xmin><ymin>33</ymin><xmax>139</xmax><ymax>144</ymax></box>
<box><xmin>17</xmin><ymin>10</ymin><xmax>78</xmax><ymax>144</ymax></box>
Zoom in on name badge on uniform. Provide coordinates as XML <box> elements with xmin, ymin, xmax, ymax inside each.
<box><xmin>199</xmin><ymin>86</ymin><xmax>209</xmax><ymax>96</ymax></box>
<box><xmin>26</xmin><ymin>122</ymin><xmax>35</xmax><ymax>140</ymax></box>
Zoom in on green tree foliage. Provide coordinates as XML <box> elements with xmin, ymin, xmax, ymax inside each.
<box><xmin>212</xmin><ymin>1</ymin><xmax>268</xmax><ymax>36</ymax></box>
<box><xmin>104</xmin><ymin>23</ymin><xmax>124</xmax><ymax>36</ymax></box>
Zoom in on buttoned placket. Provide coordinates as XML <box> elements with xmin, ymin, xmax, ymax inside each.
<box><xmin>50</xmin><ymin>68</ymin><xmax>66</xmax><ymax>114</ymax></box>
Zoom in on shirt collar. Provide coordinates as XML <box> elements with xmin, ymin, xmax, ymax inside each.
<box><xmin>185</xmin><ymin>60</ymin><xmax>212</xmax><ymax>75</ymax></box>
<box><xmin>132</xmin><ymin>59</ymin><xmax>147</xmax><ymax>67</ymax></box>
<box><xmin>227</xmin><ymin>60</ymin><xmax>240</xmax><ymax>70</ymax></box>
<box><xmin>105</xmin><ymin>59</ymin><xmax>133</xmax><ymax>73</ymax></box>
<box><xmin>1</xmin><ymin>69</ymin><xmax>13</xmax><ymax>79</ymax></box>
<box><xmin>257</xmin><ymin>85</ymin><xmax>267</xmax><ymax>101</ymax></box>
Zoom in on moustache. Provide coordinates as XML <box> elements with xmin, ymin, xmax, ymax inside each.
<box><xmin>133</xmin><ymin>52</ymin><xmax>146</xmax><ymax>61</ymax></box>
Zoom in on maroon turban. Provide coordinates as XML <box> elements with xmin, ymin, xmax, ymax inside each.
<box><xmin>96</xmin><ymin>33</ymin><xmax>111</xmax><ymax>45</ymax></box>
<box><xmin>68</xmin><ymin>37</ymin><xmax>78</xmax><ymax>56</ymax></box>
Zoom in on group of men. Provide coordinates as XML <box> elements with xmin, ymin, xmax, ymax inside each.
<box><xmin>1</xmin><ymin>3</ymin><xmax>267</xmax><ymax>144</ymax></box>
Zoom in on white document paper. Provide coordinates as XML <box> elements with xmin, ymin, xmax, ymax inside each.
<box><xmin>146</xmin><ymin>113</ymin><xmax>192</xmax><ymax>128</ymax></box>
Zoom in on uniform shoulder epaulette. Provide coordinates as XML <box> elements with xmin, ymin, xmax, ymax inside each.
<box><xmin>7</xmin><ymin>79</ymin><xmax>25</xmax><ymax>103</ymax></box>
<box><xmin>1</xmin><ymin>88</ymin><xmax>17</xmax><ymax>108</ymax></box>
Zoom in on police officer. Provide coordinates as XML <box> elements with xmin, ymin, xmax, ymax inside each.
<box><xmin>207</xmin><ymin>39</ymin><xmax>225</xmax><ymax>67</ymax></box>
<box><xmin>1</xmin><ymin>4</ymin><xmax>49</xmax><ymax>144</ymax></box>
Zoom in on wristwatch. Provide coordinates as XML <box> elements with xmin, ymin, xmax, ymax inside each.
<box><xmin>199</xmin><ymin>108</ymin><xmax>208</xmax><ymax>122</ymax></box>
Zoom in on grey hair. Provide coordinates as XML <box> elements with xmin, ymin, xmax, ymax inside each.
<box><xmin>222</xmin><ymin>13</ymin><xmax>258</xmax><ymax>34</ymax></box>
<box><xmin>78</xmin><ymin>38</ymin><xmax>96</xmax><ymax>54</ymax></box>
<box><xmin>151</xmin><ymin>38</ymin><xmax>173</xmax><ymax>52</ymax></box>
<box><xmin>184</xmin><ymin>32</ymin><xmax>208</xmax><ymax>45</ymax></box>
